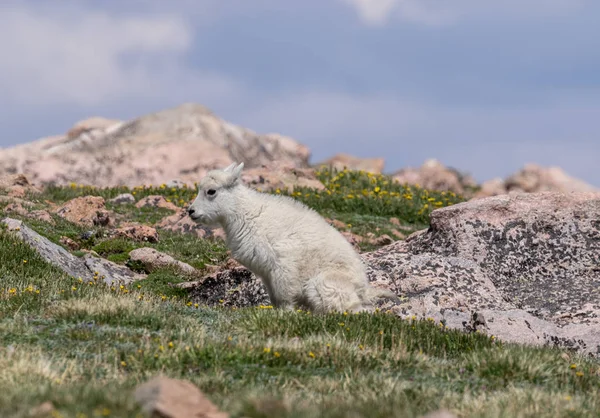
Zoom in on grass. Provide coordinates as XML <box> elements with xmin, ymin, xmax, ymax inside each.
<box><xmin>1</xmin><ymin>170</ymin><xmax>599</xmax><ymax>417</ymax></box>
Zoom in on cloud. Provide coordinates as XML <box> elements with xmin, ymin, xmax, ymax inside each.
<box><xmin>0</xmin><ymin>3</ymin><xmax>241</xmax><ymax>107</ymax></box>
<box><xmin>341</xmin><ymin>0</ymin><xmax>586</xmax><ymax>27</ymax></box>
<box><xmin>237</xmin><ymin>89</ymin><xmax>600</xmax><ymax>185</ymax></box>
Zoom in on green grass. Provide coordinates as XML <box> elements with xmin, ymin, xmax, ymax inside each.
<box><xmin>1</xmin><ymin>226</ymin><xmax>599</xmax><ymax>418</ymax></box>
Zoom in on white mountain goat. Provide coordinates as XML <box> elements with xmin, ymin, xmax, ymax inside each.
<box><xmin>187</xmin><ymin>162</ymin><xmax>399</xmax><ymax>313</ymax></box>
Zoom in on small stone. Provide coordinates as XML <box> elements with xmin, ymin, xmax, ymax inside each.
<box><xmin>4</xmin><ymin>202</ymin><xmax>28</xmax><ymax>216</ymax></box>
<box><xmin>368</xmin><ymin>234</ymin><xmax>393</xmax><ymax>247</ymax></box>
<box><xmin>330</xmin><ymin>219</ymin><xmax>346</xmax><ymax>229</ymax></box>
<box><xmin>134</xmin><ymin>376</ymin><xmax>229</xmax><ymax>418</ymax></box>
<box><xmin>60</xmin><ymin>236</ymin><xmax>80</xmax><ymax>251</ymax></box>
<box><xmin>108</xmin><ymin>193</ymin><xmax>135</xmax><ymax>205</ymax></box>
<box><xmin>340</xmin><ymin>231</ymin><xmax>363</xmax><ymax>250</ymax></box>
<box><xmin>135</xmin><ymin>195</ymin><xmax>179</xmax><ymax>212</ymax></box>
<box><xmin>391</xmin><ymin>229</ymin><xmax>406</xmax><ymax>239</ymax></box>
<box><xmin>129</xmin><ymin>247</ymin><xmax>196</xmax><ymax>275</ymax></box>
<box><xmin>114</xmin><ymin>224</ymin><xmax>159</xmax><ymax>243</ymax></box>
<box><xmin>28</xmin><ymin>401</ymin><xmax>56</xmax><ymax>417</ymax></box>
<box><xmin>421</xmin><ymin>409</ymin><xmax>458</xmax><ymax>418</ymax></box>
<box><xmin>166</xmin><ymin>179</ymin><xmax>188</xmax><ymax>188</ymax></box>
<box><xmin>29</xmin><ymin>210</ymin><xmax>55</xmax><ymax>225</ymax></box>
<box><xmin>7</xmin><ymin>185</ymin><xmax>26</xmax><ymax>198</ymax></box>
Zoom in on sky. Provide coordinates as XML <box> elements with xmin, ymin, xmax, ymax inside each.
<box><xmin>1</xmin><ymin>0</ymin><xmax>599</xmax><ymax>185</ymax></box>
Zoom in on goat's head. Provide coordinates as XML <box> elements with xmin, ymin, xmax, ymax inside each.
<box><xmin>187</xmin><ymin>162</ymin><xmax>245</xmax><ymax>226</ymax></box>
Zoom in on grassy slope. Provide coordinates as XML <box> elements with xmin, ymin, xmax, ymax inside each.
<box><xmin>0</xmin><ymin>170</ymin><xmax>599</xmax><ymax>417</ymax></box>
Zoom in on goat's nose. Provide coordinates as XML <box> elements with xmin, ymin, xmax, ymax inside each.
<box><xmin>187</xmin><ymin>207</ymin><xmax>195</xmax><ymax>215</ymax></box>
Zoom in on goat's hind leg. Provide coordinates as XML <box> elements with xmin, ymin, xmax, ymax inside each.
<box><xmin>303</xmin><ymin>271</ymin><xmax>367</xmax><ymax>314</ymax></box>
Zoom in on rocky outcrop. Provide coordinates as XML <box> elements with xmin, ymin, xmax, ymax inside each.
<box><xmin>188</xmin><ymin>192</ymin><xmax>600</xmax><ymax>357</ymax></box>
<box><xmin>0</xmin><ymin>103</ymin><xmax>310</xmax><ymax>188</ymax></box>
<box><xmin>1</xmin><ymin>218</ymin><xmax>143</xmax><ymax>286</ymax></box>
<box><xmin>392</xmin><ymin>159</ymin><xmax>477</xmax><ymax>195</ymax></box>
<box><xmin>317</xmin><ymin>153</ymin><xmax>385</xmax><ymax>174</ymax></box>
<box><xmin>364</xmin><ymin>191</ymin><xmax>600</xmax><ymax>356</ymax></box>
<box><xmin>476</xmin><ymin>164</ymin><xmax>599</xmax><ymax>198</ymax></box>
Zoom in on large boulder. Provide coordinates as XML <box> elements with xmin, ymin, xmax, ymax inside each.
<box><xmin>365</xmin><ymin>191</ymin><xmax>600</xmax><ymax>356</ymax></box>
<box><xmin>0</xmin><ymin>103</ymin><xmax>310</xmax><ymax>188</ymax></box>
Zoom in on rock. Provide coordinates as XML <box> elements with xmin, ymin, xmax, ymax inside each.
<box><xmin>108</xmin><ymin>193</ymin><xmax>135</xmax><ymax>205</ymax></box>
<box><xmin>84</xmin><ymin>256</ymin><xmax>145</xmax><ymax>286</ymax></box>
<box><xmin>134</xmin><ymin>376</ymin><xmax>229</xmax><ymax>418</ymax></box>
<box><xmin>0</xmin><ymin>173</ymin><xmax>31</xmax><ymax>188</ymax></box>
<box><xmin>241</xmin><ymin>164</ymin><xmax>325</xmax><ymax>192</ymax></box>
<box><xmin>391</xmin><ymin>229</ymin><xmax>406</xmax><ymax>239</ymax></box>
<box><xmin>0</xmin><ymin>103</ymin><xmax>310</xmax><ymax>188</ymax></box>
<box><xmin>368</xmin><ymin>234</ymin><xmax>393</xmax><ymax>247</ymax></box>
<box><xmin>474</xmin><ymin>177</ymin><xmax>506</xmax><ymax>198</ymax></box>
<box><xmin>328</xmin><ymin>219</ymin><xmax>347</xmax><ymax>229</ymax></box>
<box><xmin>340</xmin><ymin>231</ymin><xmax>363</xmax><ymax>250</ymax></box>
<box><xmin>393</xmin><ymin>159</ymin><xmax>475</xmax><ymax>195</ymax></box>
<box><xmin>475</xmin><ymin>164</ymin><xmax>599</xmax><ymax>198</ymax></box>
<box><xmin>3</xmin><ymin>202</ymin><xmax>29</xmax><ymax>216</ymax></box>
<box><xmin>0</xmin><ymin>174</ymin><xmax>40</xmax><ymax>197</ymax></box>
<box><xmin>3</xmin><ymin>201</ymin><xmax>54</xmax><ymax>225</ymax></box>
<box><xmin>363</xmin><ymin>191</ymin><xmax>600</xmax><ymax>357</ymax></box>
<box><xmin>29</xmin><ymin>210</ymin><xmax>55</xmax><ymax>225</ymax></box>
<box><xmin>1</xmin><ymin>218</ymin><xmax>143</xmax><ymax>286</ymax></box>
<box><xmin>114</xmin><ymin>224</ymin><xmax>159</xmax><ymax>243</ymax></box>
<box><xmin>129</xmin><ymin>248</ymin><xmax>196</xmax><ymax>275</ymax></box>
<box><xmin>55</xmin><ymin>196</ymin><xmax>112</xmax><ymax>227</ymax></box>
<box><xmin>155</xmin><ymin>209</ymin><xmax>224</xmax><ymax>239</ymax></box>
<box><xmin>505</xmin><ymin>164</ymin><xmax>598</xmax><ymax>194</ymax></box>
<box><xmin>316</xmin><ymin>153</ymin><xmax>385</xmax><ymax>174</ymax></box>
<box><xmin>66</xmin><ymin>116</ymin><xmax>122</xmax><ymax>139</ymax></box>
<box><xmin>135</xmin><ymin>195</ymin><xmax>179</xmax><ymax>212</ymax></box>
<box><xmin>421</xmin><ymin>409</ymin><xmax>458</xmax><ymax>418</ymax></box>
<box><xmin>166</xmin><ymin>179</ymin><xmax>188</xmax><ymax>188</ymax></box>
<box><xmin>189</xmin><ymin>265</ymin><xmax>269</xmax><ymax>308</ymax></box>
<box><xmin>7</xmin><ymin>186</ymin><xmax>26</xmax><ymax>198</ymax></box>
<box><xmin>59</xmin><ymin>236</ymin><xmax>80</xmax><ymax>251</ymax></box>
<box><xmin>28</xmin><ymin>401</ymin><xmax>56</xmax><ymax>417</ymax></box>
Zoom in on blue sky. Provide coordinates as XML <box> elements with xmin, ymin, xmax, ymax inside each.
<box><xmin>1</xmin><ymin>0</ymin><xmax>599</xmax><ymax>185</ymax></box>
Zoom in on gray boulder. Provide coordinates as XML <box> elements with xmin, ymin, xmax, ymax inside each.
<box><xmin>2</xmin><ymin>217</ymin><xmax>143</xmax><ymax>286</ymax></box>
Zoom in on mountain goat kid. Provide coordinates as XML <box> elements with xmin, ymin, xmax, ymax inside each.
<box><xmin>187</xmin><ymin>162</ymin><xmax>399</xmax><ymax>314</ymax></box>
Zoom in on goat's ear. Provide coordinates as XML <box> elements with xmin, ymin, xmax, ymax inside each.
<box><xmin>223</xmin><ymin>163</ymin><xmax>237</xmax><ymax>173</ymax></box>
<box><xmin>232</xmin><ymin>162</ymin><xmax>244</xmax><ymax>179</ymax></box>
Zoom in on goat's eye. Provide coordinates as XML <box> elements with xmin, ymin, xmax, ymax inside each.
<box><xmin>206</xmin><ymin>189</ymin><xmax>216</xmax><ymax>196</ymax></box>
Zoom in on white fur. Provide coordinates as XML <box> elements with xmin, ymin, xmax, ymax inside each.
<box><xmin>188</xmin><ymin>162</ymin><xmax>398</xmax><ymax>314</ymax></box>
